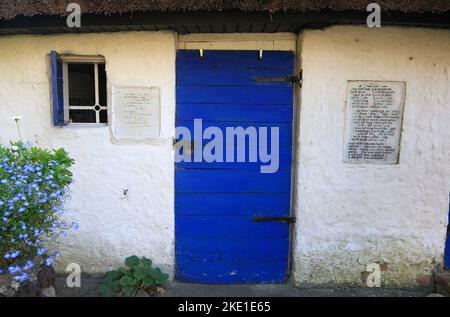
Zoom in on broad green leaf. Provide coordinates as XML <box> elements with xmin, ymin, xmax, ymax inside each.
<box><xmin>119</xmin><ymin>275</ymin><xmax>131</xmax><ymax>286</ymax></box>
<box><xmin>118</xmin><ymin>267</ymin><xmax>129</xmax><ymax>274</ymax></box>
<box><xmin>142</xmin><ymin>275</ymin><xmax>155</xmax><ymax>287</ymax></box>
<box><xmin>104</xmin><ymin>270</ymin><xmax>120</xmax><ymax>281</ymax></box>
<box><xmin>127</xmin><ymin>277</ymin><xmax>138</xmax><ymax>286</ymax></box>
<box><xmin>111</xmin><ymin>280</ymin><xmax>121</xmax><ymax>293</ymax></box>
<box><xmin>102</xmin><ymin>279</ymin><xmax>116</xmax><ymax>288</ymax></box>
<box><xmin>98</xmin><ymin>284</ymin><xmax>115</xmax><ymax>297</ymax></box>
<box><xmin>134</xmin><ymin>266</ymin><xmax>151</xmax><ymax>280</ymax></box>
<box><xmin>122</xmin><ymin>286</ymin><xmax>135</xmax><ymax>297</ymax></box>
<box><xmin>155</xmin><ymin>278</ymin><xmax>167</xmax><ymax>286</ymax></box>
<box><xmin>148</xmin><ymin>267</ymin><xmax>160</xmax><ymax>279</ymax></box>
<box><xmin>140</xmin><ymin>257</ymin><xmax>153</xmax><ymax>267</ymax></box>
<box><xmin>154</xmin><ymin>273</ymin><xmax>169</xmax><ymax>286</ymax></box>
<box><xmin>125</xmin><ymin>255</ymin><xmax>140</xmax><ymax>267</ymax></box>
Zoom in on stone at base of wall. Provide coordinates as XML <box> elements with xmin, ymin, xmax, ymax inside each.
<box><xmin>0</xmin><ymin>275</ymin><xmax>20</xmax><ymax>297</ymax></box>
<box><xmin>416</xmin><ymin>275</ymin><xmax>433</xmax><ymax>287</ymax></box>
<box><xmin>434</xmin><ymin>272</ymin><xmax>450</xmax><ymax>297</ymax></box>
<box><xmin>294</xmin><ymin>258</ymin><xmax>441</xmax><ymax>289</ymax></box>
<box><xmin>0</xmin><ymin>265</ymin><xmax>57</xmax><ymax>297</ymax></box>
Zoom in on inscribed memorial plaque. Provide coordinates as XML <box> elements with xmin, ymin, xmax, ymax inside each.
<box><xmin>112</xmin><ymin>86</ymin><xmax>160</xmax><ymax>139</ymax></box>
<box><xmin>343</xmin><ymin>81</ymin><xmax>406</xmax><ymax>164</ymax></box>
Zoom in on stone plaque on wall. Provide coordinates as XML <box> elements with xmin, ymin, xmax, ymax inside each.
<box><xmin>343</xmin><ymin>81</ymin><xmax>406</xmax><ymax>164</ymax></box>
<box><xmin>112</xmin><ymin>86</ymin><xmax>160</xmax><ymax>140</ymax></box>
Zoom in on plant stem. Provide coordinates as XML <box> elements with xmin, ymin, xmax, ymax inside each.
<box><xmin>15</xmin><ymin>119</ymin><xmax>22</xmax><ymax>141</ymax></box>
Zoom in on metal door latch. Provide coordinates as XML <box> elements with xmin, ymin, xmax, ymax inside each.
<box><xmin>253</xmin><ymin>75</ymin><xmax>301</xmax><ymax>83</ymax></box>
<box><xmin>253</xmin><ymin>69</ymin><xmax>303</xmax><ymax>86</ymax></box>
<box><xmin>251</xmin><ymin>216</ymin><xmax>296</xmax><ymax>224</ymax></box>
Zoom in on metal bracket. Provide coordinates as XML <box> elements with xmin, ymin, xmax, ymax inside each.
<box><xmin>253</xmin><ymin>74</ymin><xmax>302</xmax><ymax>84</ymax></box>
<box><xmin>251</xmin><ymin>216</ymin><xmax>296</xmax><ymax>224</ymax></box>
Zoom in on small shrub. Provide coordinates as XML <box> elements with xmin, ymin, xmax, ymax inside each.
<box><xmin>99</xmin><ymin>256</ymin><xmax>169</xmax><ymax>297</ymax></box>
<box><xmin>0</xmin><ymin>141</ymin><xmax>76</xmax><ymax>284</ymax></box>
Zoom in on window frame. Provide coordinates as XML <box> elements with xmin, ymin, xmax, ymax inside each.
<box><xmin>59</xmin><ymin>54</ymin><xmax>107</xmax><ymax>126</ymax></box>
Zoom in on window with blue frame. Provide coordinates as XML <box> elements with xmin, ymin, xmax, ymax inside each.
<box><xmin>50</xmin><ymin>51</ymin><xmax>107</xmax><ymax>126</ymax></box>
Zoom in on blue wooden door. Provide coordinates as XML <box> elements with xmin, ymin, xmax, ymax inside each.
<box><xmin>175</xmin><ymin>50</ymin><xmax>294</xmax><ymax>283</ymax></box>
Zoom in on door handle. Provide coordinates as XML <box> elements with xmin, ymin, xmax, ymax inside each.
<box><xmin>251</xmin><ymin>216</ymin><xmax>296</xmax><ymax>224</ymax></box>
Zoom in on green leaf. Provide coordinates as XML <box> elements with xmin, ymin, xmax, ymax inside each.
<box><xmin>102</xmin><ymin>279</ymin><xmax>115</xmax><ymax>288</ymax></box>
<box><xmin>125</xmin><ymin>255</ymin><xmax>140</xmax><ymax>267</ymax></box>
<box><xmin>134</xmin><ymin>266</ymin><xmax>151</xmax><ymax>280</ymax></box>
<box><xmin>140</xmin><ymin>257</ymin><xmax>153</xmax><ymax>268</ymax></box>
<box><xmin>142</xmin><ymin>275</ymin><xmax>155</xmax><ymax>287</ymax></box>
<box><xmin>104</xmin><ymin>270</ymin><xmax>120</xmax><ymax>281</ymax></box>
<box><xmin>111</xmin><ymin>280</ymin><xmax>121</xmax><ymax>293</ymax></box>
<box><xmin>98</xmin><ymin>284</ymin><xmax>115</xmax><ymax>297</ymax></box>
<box><xmin>118</xmin><ymin>267</ymin><xmax>129</xmax><ymax>274</ymax></box>
<box><xmin>147</xmin><ymin>267</ymin><xmax>159</xmax><ymax>279</ymax></box>
<box><xmin>122</xmin><ymin>286</ymin><xmax>135</xmax><ymax>297</ymax></box>
<box><xmin>154</xmin><ymin>272</ymin><xmax>169</xmax><ymax>286</ymax></box>
<box><xmin>98</xmin><ymin>256</ymin><xmax>168</xmax><ymax>293</ymax></box>
<box><xmin>127</xmin><ymin>277</ymin><xmax>138</xmax><ymax>286</ymax></box>
<box><xmin>155</xmin><ymin>278</ymin><xmax>168</xmax><ymax>286</ymax></box>
<box><xmin>119</xmin><ymin>275</ymin><xmax>131</xmax><ymax>286</ymax></box>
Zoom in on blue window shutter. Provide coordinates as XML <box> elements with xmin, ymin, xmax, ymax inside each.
<box><xmin>50</xmin><ymin>51</ymin><xmax>65</xmax><ymax>126</ymax></box>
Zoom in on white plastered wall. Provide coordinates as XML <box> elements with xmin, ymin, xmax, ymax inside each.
<box><xmin>0</xmin><ymin>31</ymin><xmax>177</xmax><ymax>274</ymax></box>
<box><xmin>293</xmin><ymin>26</ymin><xmax>450</xmax><ymax>287</ymax></box>
<box><xmin>0</xmin><ymin>28</ymin><xmax>448</xmax><ymax>287</ymax></box>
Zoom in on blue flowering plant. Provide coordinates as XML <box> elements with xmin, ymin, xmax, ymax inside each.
<box><xmin>0</xmin><ymin>142</ymin><xmax>76</xmax><ymax>284</ymax></box>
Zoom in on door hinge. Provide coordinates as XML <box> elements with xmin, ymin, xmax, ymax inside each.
<box><xmin>251</xmin><ymin>216</ymin><xmax>296</xmax><ymax>224</ymax></box>
<box><xmin>253</xmin><ymin>75</ymin><xmax>300</xmax><ymax>83</ymax></box>
<box><xmin>253</xmin><ymin>69</ymin><xmax>302</xmax><ymax>86</ymax></box>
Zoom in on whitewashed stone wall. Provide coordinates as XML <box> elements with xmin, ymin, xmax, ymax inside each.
<box><xmin>0</xmin><ymin>27</ymin><xmax>448</xmax><ymax>287</ymax></box>
<box><xmin>0</xmin><ymin>32</ymin><xmax>177</xmax><ymax>275</ymax></box>
<box><xmin>293</xmin><ymin>26</ymin><xmax>450</xmax><ymax>287</ymax></box>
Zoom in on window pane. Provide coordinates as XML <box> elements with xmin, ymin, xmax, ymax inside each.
<box><xmin>100</xmin><ymin>110</ymin><xmax>107</xmax><ymax>124</ymax></box>
<box><xmin>70</xmin><ymin>110</ymin><xmax>96</xmax><ymax>123</ymax></box>
<box><xmin>98</xmin><ymin>63</ymin><xmax>107</xmax><ymax>107</ymax></box>
<box><xmin>66</xmin><ymin>62</ymin><xmax>107</xmax><ymax>124</ymax></box>
<box><xmin>68</xmin><ymin>64</ymin><xmax>95</xmax><ymax>107</ymax></box>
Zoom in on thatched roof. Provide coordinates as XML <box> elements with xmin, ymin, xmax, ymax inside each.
<box><xmin>1</xmin><ymin>0</ymin><xmax>450</xmax><ymax>20</ymax></box>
